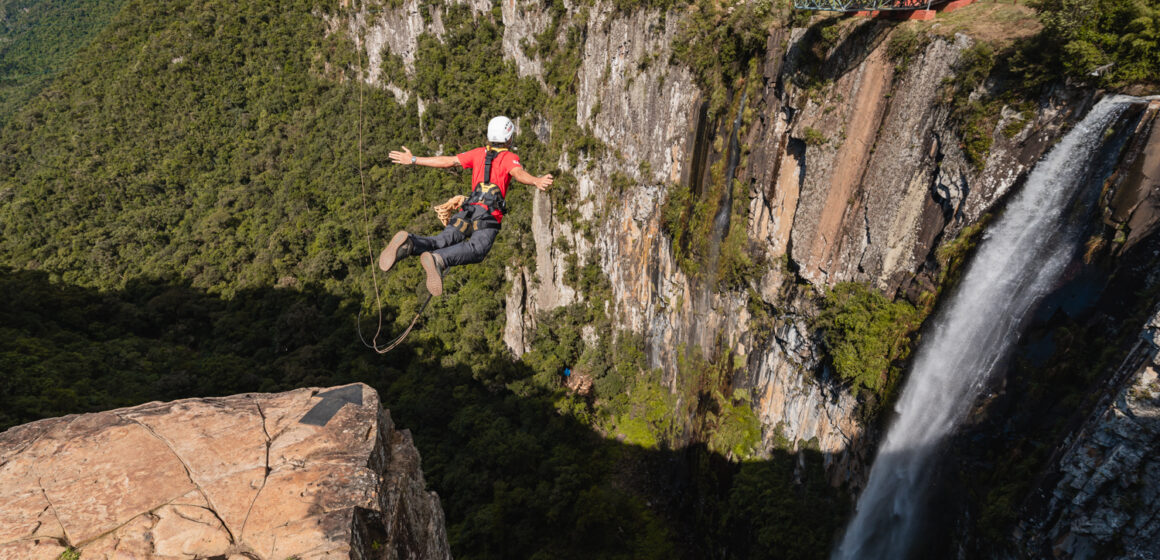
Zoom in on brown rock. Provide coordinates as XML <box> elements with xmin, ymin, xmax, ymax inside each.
<box><xmin>1109</xmin><ymin>101</ymin><xmax>1160</xmax><ymax>254</ymax></box>
<box><xmin>0</xmin><ymin>384</ymin><xmax>451</xmax><ymax>560</ymax></box>
<box><xmin>565</xmin><ymin>373</ymin><xmax>594</xmax><ymax>396</ymax></box>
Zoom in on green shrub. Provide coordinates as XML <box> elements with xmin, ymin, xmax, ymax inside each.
<box><xmin>944</xmin><ymin>44</ymin><xmax>998</xmax><ymax>169</ymax></box>
<box><xmin>707</xmin><ymin>389</ymin><xmax>763</xmax><ymax>460</ymax></box>
<box><xmin>886</xmin><ymin>25</ymin><xmax>931</xmax><ymax>73</ymax></box>
<box><xmin>717</xmin><ymin>178</ymin><xmax>759</xmax><ymax>290</ymax></box>
<box><xmin>802</xmin><ymin>126</ymin><xmax>828</xmax><ymax>146</ymax></box>
<box><xmin>817</xmin><ymin>282</ymin><xmax>920</xmax><ymax>395</ymax></box>
<box><xmin>608</xmin><ymin>371</ymin><xmax>679</xmax><ymax>449</ymax></box>
<box><xmin>672</xmin><ymin>0</ymin><xmax>780</xmax><ymax>120</ymax></box>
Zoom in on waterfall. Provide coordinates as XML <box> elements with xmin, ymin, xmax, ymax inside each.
<box><xmin>833</xmin><ymin>96</ymin><xmax>1134</xmax><ymax>559</ymax></box>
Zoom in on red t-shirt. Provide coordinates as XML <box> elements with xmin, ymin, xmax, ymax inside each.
<box><xmin>457</xmin><ymin>147</ymin><xmax>521</xmax><ymax>222</ymax></box>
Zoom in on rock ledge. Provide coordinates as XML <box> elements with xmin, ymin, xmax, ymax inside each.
<box><xmin>0</xmin><ymin>383</ymin><xmax>451</xmax><ymax>560</ymax></box>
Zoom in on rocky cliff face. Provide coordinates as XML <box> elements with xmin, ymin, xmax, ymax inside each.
<box><xmin>517</xmin><ymin>9</ymin><xmax>1088</xmax><ymax>476</ymax></box>
<box><xmin>503</xmin><ymin>2</ymin><xmax>703</xmax><ymax>365</ymax></box>
<box><xmin>989</xmin><ymin>101</ymin><xmax>1160</xmax><ymax>560</ymax></box>
<box><xmin>1107</xmin><ymin>99</ymin><xmax>1160</xmax><ymax>256</ymax></box>
<box><xmin>0</xmin><ymin>384</ymin><xmax>450</xmax><ymax>560</ymax></box>
<box><xmin>344</xmin><ymin>0</ymin><xmax>1133</xmax><ymax>485</ymax></box>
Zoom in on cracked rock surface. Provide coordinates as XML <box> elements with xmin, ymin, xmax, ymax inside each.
<box><xmin>0</xmin><ymin>383</ymin><xmax>451</xmax><ymax>560</ymax></box>
<box><xmin>1016</xmin><ymin>308</ymin><xmax>1160</xmax><ymax>559</ymax></box>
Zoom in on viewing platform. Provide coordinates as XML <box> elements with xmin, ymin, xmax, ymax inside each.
<box><xmin>793</xmin><ymin>0</ymin><xmax>977</xmax><ymax>20</ymax></box>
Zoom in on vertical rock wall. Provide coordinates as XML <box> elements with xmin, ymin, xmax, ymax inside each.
<box><xmin>347</xmin><ymin>0</ymin><xmax>1095</xmax><ymax>482</ymax></box>
<box><xmin>770</xmin><ymin>24</ymin><xmax>1083</xmax><ymax>294</ymax></box>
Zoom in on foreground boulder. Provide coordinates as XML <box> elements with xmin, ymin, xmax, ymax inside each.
<box><xmin>0</xmin><ymin>383</ymin><xmax>451</xmax><ymax>560</ymax></box>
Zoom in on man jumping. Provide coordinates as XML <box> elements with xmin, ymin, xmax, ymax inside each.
<box><xmin>379</xmin><ymin>116</ymin><xmax>553</xmax><ymax>296</ymax></box>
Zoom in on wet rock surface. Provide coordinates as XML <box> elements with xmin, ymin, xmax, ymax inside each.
<box><xmin>0</xmin><ymin>384</ymin><xmax>450</xmax><ymax>560</ymax></box>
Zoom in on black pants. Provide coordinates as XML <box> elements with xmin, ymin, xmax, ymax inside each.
<box><xmin>409</xmin><ymin>205</ymin><xmax>500</xmax><ymax>268</ymax></box>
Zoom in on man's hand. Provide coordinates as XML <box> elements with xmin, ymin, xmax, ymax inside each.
<box><xmin>389</xmin><ymin>146</ymin><xmax>414</xmax><ymax>165</ymax></box>
<box><xmin>389</xmin><ymin>147</ymin><xmax>460</xmax><ymax>169</ymax></box>
<box><xmin>511</xmin><ymin>167</ymin><xmax>553</xmax><ymax>191</ymax></box>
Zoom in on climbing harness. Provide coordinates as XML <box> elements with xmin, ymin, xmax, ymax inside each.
<box><xmin>465</xmin><ymin>147</ymin><xmax>509</xmax><ymax>216</ymax></box>
<box><xmin>448</xmin><ymin>208</ymin><xmax>502</xmax><ymax>235</ymax></box>
<box><xmin>353</xmin><ymin>33</ymin><xmax>430</xmax><ymax>355</ymax></box>
<box><xmin>431</xmin><ymin>147</ymin><xmax>507</xmax><ymax>236</ymax></box>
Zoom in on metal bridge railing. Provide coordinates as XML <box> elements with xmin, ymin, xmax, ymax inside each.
<box><xmin>792</xmin><ymin>0</ymin><xmax>942</xmax><ymax>11</ymax></box>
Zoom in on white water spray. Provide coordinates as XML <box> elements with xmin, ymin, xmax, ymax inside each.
<box><xmin>833</xmin><ymin>97</ymin><xmax>1134</xmax><ymax>559</ymax></box>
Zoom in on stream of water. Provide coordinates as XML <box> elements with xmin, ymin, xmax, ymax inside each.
<box><xmin>833</xmin><ymin>96</ymin><xmax>1135</xmax><ymax>559</ymax></box>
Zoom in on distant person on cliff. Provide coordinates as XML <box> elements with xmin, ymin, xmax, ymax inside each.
<box><xmin>379</xmin><ymin>116</ymin><xmax>553</xmax><ymax>296</ymax></box>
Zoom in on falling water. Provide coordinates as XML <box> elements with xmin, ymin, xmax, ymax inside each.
<box><xmin>833</xmin><ymin>96</ymin><xmax>1134</xmax><ymax>559</ymax></box>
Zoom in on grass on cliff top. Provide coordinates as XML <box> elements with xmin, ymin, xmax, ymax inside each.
<box><xmin>929</xmin><ymin>0</ymin><xmax>1042</xmax><ymax>47</ymax></box>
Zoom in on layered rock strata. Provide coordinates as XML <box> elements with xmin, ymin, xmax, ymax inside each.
<box><xmin>0</xmin><ymin>384</ymin><xmax>450</xmax><ymax>560</ymax></box>
<box><xmin>1107</xmin><ymin>99</ymin><xmax>1160</xmax><ymax>255</ymax></box>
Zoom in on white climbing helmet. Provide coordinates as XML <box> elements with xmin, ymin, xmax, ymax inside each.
<box><xmin>487</xmin><ymin>115</ymin><xmax>515</xmax><ymax>144</ymax></box>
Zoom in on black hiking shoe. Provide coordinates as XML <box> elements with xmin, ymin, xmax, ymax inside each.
<box><xmin>420</xmin><ymin>252</ymin><xmax>447</xmax><ymax>297</ymax></box>
<box><xmin>379</xmin><ymin>231</ymin><xmax>413</xmax><ymax>272</ymax></box>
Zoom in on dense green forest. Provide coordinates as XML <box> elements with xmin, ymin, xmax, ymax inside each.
<box><xmin>0</xmin><ymin>0</ymin><xmax>849</xmax><ymax>557</ymax></box>
<box><xmin>0</xmin><ymin>0</ymin><xmax>126</xmax><ymax>125</ymax></box>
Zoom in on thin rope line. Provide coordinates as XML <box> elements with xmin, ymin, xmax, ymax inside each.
<box><xmin>351</xmin><ymin>5</ymin><xmax>432</xmax><ymax>354</ymax></box>
<box><xmin>360</xmin><ymin>293</ymin><xmax>432</xmax><ymax>353</ymax></box>
<box><xmin>352</xmin><ymin>17</ymin><xmax>388</xmax><ymax>352</ymax></box>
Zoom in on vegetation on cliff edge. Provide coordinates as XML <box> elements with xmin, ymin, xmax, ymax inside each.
<box><xmin>817</xmin><ymin>282</ymin><xmax>920</xmax><ymax>402</ymax></box>
<box><xmin>1033</xmin><ymin>0</ymin><xmax>1160</xmax><ymax>88</ymax></box>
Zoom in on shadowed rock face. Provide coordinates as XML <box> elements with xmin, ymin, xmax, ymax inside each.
<box><xmin>1015</xmin><ymin>308</ymin><xmax>1160</xmax><ymax>559</ymax></box>
<box><xmin>0</xmin><ymin>383</ymin><xmax>451</xmax><ymax>560</ymax></box>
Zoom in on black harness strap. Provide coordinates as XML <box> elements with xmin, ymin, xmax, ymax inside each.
<box><xmin>483</xmin><ymin>147</ymin><xmax>498</xmax><ymax>188</ymax></box>
<box><xmin>454</xmin><ymin>146</ymin><xmax>508</xmax><ymax>236</ymax></box>
<box><xmin>465</xmin><ymin>147</ymin><xmax>508</xmax><ymax>215</ymax></box>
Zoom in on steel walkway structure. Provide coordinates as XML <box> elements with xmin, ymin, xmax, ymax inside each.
<box><xmin>792</xmin><ymin>0</ymin><xmax>946</xmax><ymax>11</ymax></box>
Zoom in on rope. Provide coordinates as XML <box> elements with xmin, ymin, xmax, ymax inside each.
<box><xmin>434</xmin><ymin>195</ymin><xmax>467</xmax><ymax>226</ymax></box>
<box><xmin>351</xmin><ymin>18</ymin><xmax>425</xmax><ymax>355</ymax></box>
<box><xmin>359</xmin><ymin>293</ymin><xmax>432</xmax><ymax>353</ymax></box>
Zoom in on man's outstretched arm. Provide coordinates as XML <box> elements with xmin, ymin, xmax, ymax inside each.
<box><xmin>389</xmin><ymin>146</ymin><xmax>460</xmax><ymax>168</ymax></box>
<box><xmin>510</xmin><ymin>167</ymin><xmax>553</xmax><ymax>192</ymax></box>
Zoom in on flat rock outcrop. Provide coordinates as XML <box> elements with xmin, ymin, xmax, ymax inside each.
<box><xmin>0</xmin><ymin>383</ymin><xmax>451</xmax><ymax>560</ymax></box>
